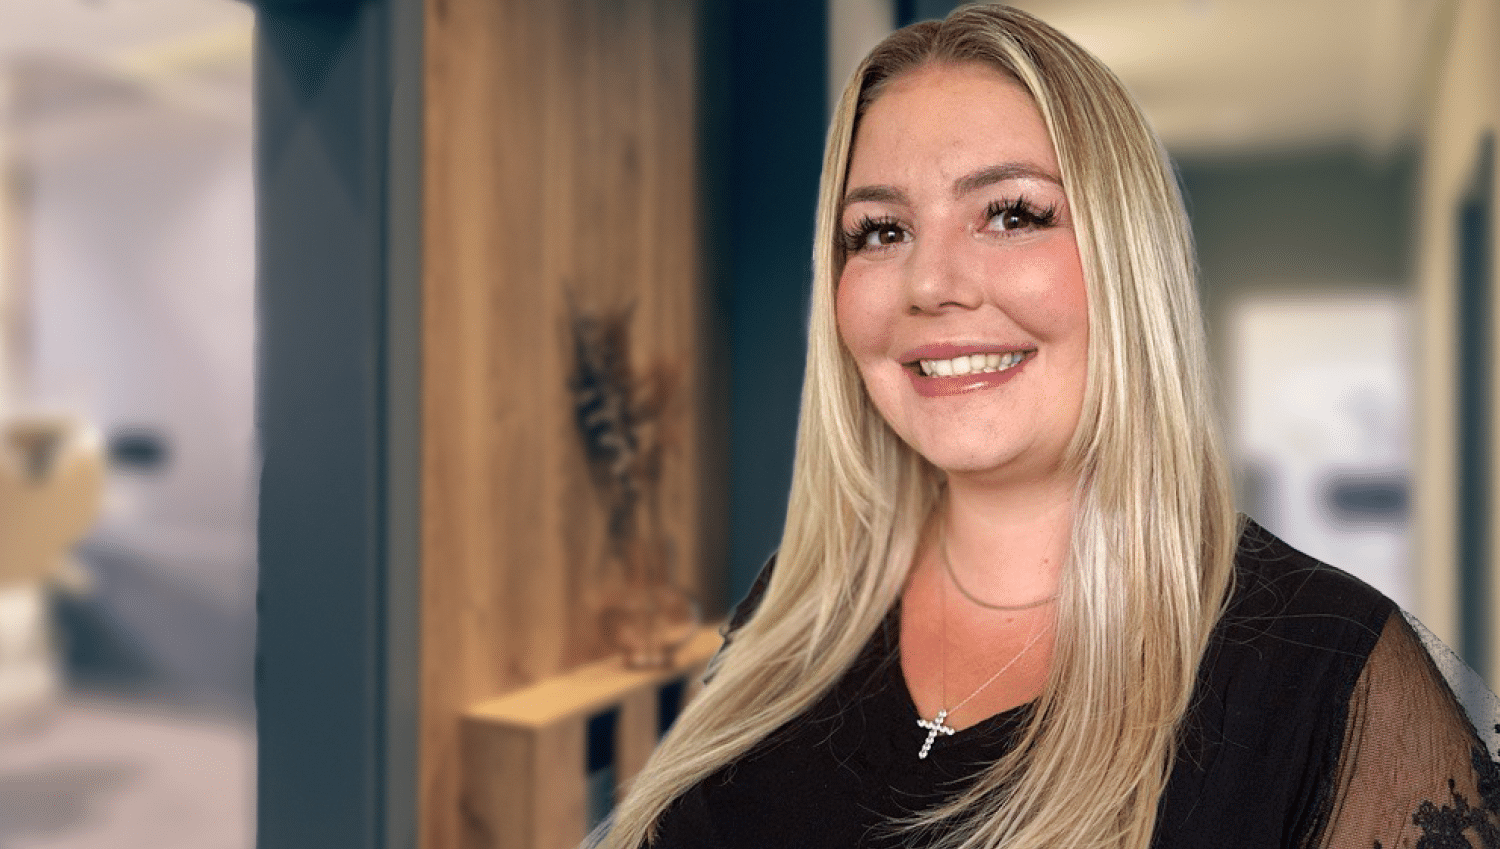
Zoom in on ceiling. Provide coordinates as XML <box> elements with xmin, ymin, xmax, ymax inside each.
<box><xmin>831</xmin><ymin>0</ymin><xmax>1457</xmax><ymax>158</ymax></box>
<box><xmin>1004</xmin><ymin>0</ymin><xmax>1454</xmax><ymax>157</ymax></box>
<box><xmin>0</xmin><ymin>0</ymin><xmax>1460</xmax><ymax>156</ymax></box>
<box><xmin>0</xmin><ymin>0</ymin><xmax>253</xmax><ymax>133</ymax></box>
<box><xmin>0</xmin><ymin>0</ymin><xmax>251</xmax><ymax>67</ymax></box>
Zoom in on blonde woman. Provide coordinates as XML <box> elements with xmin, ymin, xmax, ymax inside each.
<box><xmin>597</xmin><ymin>5</ymin><xmax>1499</xmax><ymax>848</ymax></box>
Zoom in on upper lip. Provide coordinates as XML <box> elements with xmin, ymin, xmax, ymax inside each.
<box><xmin>897</xmin><ymin>342</ymin><xmax>1037</xmax><ymax>365</ymax></box>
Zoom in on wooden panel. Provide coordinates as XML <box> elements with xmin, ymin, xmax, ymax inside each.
<box><xmin>614</xmin><ymin>687</ymin><xmax>658</xmax><ymax>797</ymax></box>
<box><xmin>461</xmin><ymin>716</ymin><xmax>587</xmax><ymax>849</ymax></box>
<box><xmin>461</xmin><ymin>629</ymin><xmax>719</xmax><ymax>849</ymax></box>
<box><xmin>421</xmin><ymin>0</ymin><xmax>718</xmax><ymax>846</ymax></box>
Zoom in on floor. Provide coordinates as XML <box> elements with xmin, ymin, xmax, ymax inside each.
<box><xmin>0</xmin><ymin>694</ymin><xmax>253</xmax><ymax>849</ymax></box>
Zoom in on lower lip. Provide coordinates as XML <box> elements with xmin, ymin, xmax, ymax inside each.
<box><xmin>906</xmin><ymin>358</ymin><xmax>1029</xmax><ymax>397</ymax></box>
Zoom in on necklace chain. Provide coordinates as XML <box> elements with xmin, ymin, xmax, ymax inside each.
<box><xmin>945</xmin><ymin>614</ymin><xmax>1049</xmax><ymax>717</ymax></box>
<box><xmin>940</xmin><ymin>518</ymin><xmax>1059</xmax><ymax>612</ymax></box>
<box><xmin>917</xmin><ymin>515</ymin><xmax>1054</xmax><ymax>760</ymax></box>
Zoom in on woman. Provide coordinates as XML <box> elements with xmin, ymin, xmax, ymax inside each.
<box><xmin>598</xmin><ymin>6</ymin><xmax>1499</xmax><ymax>848</ymax></box>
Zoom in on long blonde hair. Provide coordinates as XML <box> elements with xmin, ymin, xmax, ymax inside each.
<box><xmin>600</xmin><ymin>6</ymin><xmax>1238</xmax><ymax>848</ymax></box>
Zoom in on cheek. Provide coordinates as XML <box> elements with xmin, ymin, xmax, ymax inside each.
<box><xmin>998</xmin><ymin>243</ymin><xmax>1089</xmax><ymax>341</ymax></box>
<box><xmin>1057</xmin><ymin>256</ymin><xmax>1090</xmax><ymax>346</ymax></box>
<box><xmin>834</xmin><ymin>268</ymin><xmax>880</xmax><ymax>359</ymax></box>
<box><xmin>1051</xmin><ymin>272</ymin><xmax>1090</xmax><ymax>343</ymax></box>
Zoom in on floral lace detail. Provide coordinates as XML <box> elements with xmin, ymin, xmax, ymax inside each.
<box><xmin>1373</xmin><ymin>737</ymin><xmax>1500</xmax><ymax>849</ymax></box>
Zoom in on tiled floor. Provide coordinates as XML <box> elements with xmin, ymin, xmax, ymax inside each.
<box><xmin>0</xmin><ymin>695</ymin><xmax>253</xmax><ymax>849</ymax></box>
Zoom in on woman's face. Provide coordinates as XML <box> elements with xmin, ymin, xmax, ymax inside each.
<box><xmin>836</xmin><ymin>61</ymin><xmax>1089</xmax><ymax>491</ymax></box>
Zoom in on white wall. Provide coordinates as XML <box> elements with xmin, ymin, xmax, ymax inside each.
<box><xmin>0</xmin><ymin>74</ymin><xmax>20</xmax><ymax>411</ymax></box>
<box><xmin>21</xmin><ymin>69</ymin><xmax>256</xmax><ymax>701</ymax></box>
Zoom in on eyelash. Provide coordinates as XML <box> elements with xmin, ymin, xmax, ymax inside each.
<box><xmin>839</xmin><ymin>215</ymin><xmax>905</xmax><ymax>254</ymax></box>
<box><xmin>985</xmin><ymin>197</ymin><xmax>1059</xmax><ymax>232</ymax></box>
<box><xmin>839</xmin><ymin>196</ymin><xmax>1060</xmax><ymax>254</ymax></box>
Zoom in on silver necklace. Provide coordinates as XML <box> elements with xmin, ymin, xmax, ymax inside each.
<box><xmin>939</xmin><ymin>519</ymin><xmax>1059</xmax><ymax>612</ymax></box>
<box><xmin>916</xmin><ymin>556</ymin><xmax>1051</xmax><ymax>759</ymax></box>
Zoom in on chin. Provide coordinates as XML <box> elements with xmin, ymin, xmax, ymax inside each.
<box><xmin>911</xmin><ymin>444</ymin><xmax>1023</xmax><ymax>478</ymax></box>
<box><xmin>912</xmin><ymin>437</ymin><xmax>1072</xmax><ymax>488</ymax></box>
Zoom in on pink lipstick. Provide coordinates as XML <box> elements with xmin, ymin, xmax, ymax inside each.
<box><xmin>898</xmin><ymin>344</ymin><xmax>1036</xmax><ymax>398</ymax></box>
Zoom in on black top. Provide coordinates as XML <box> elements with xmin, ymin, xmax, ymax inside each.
<box><xmin>650</xmin><ymin>521</ymin><xmax>1500</xmax><ymax>848</ymax></box>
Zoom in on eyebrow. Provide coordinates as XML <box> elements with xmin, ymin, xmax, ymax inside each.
<box><xmin>842</xmin><ymin>184</ymin><xmax>909</xmax><ymax>207</ymax></box>
<box><xmin>952</xmin><ymin>163</ymin><xmax>1061</xmax><ymax>196</ymax></box>
<box><xmin>842</xmin><ymin>162</ymin><xmax>1062</xmax><ymax>210</ymax></box>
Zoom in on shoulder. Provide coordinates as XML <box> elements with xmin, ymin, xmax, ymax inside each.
<box><xmin>1194</xmin><ymin>519</ymin><xmax>1403</xmax><ymax>746</ymax></box>
<box><xmin>1165</xmin><ymin>523</ymin><xmax>1500</xmax><ymax>846</ymax></box>
<box><xmin>1186</xmin><ymin>519</ymin><xmax>1397</xmax><ymax>765</ymax></box>
<box><xmin>704</xmin><ymin>555</ymin><xmax>777</xmax><ymax>682</ymax></box>
<box><xmin>725</xmin><ymin>554</ymin><xmax>777</xmax><ymax>635</ymax></box>
<box><xmin>1219</xmin><ymin>518</ymin><xmax>1396</xmax><ymax>658</ymax></box>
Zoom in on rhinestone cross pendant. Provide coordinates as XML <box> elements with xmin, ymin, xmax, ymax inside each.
<box><xmin>916</xmin><ymin>709</ymin><xmax>955</xmax><ymax>759</ymax></box>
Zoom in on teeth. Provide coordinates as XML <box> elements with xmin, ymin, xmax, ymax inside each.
<box><xmin>918</xmin><ymin>351</ymin><xmax>1027</xmax><ymax>377</ymax></box>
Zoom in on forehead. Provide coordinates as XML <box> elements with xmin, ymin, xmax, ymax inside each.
<box><xmin>847</xmin><ymin>61</ymin><xmax>1059</xmax><ymax>188</ymax></box>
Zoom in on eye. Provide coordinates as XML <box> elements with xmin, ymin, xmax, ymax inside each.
<box><xmin>984</xmin><ymin>198</ymin><xmax>1059</xmax><ymax>234</ymax></box>
<box><xmin>864</xmin><ymin>223</ymin><xmax>908</xmax><ymax>247</ymax></box>
<box><xmin>841</xmin><ymin>216</ymin><xmax>910</xmax><ymax>253</ymax></box>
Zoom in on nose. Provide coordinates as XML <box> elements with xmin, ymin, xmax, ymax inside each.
<box><xmin>903</xmin><ymin>227</ymin><xmax>983</xmax><ymax>315</ymax></box>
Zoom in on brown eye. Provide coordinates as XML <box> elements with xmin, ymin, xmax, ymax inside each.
<box><xmin>840</xmin><ymin>216</ymin><xmax>911</xmax><ymax>253</ymax></box>
<box><xmin>985</xmin><ymin>198</ymin><xmax>1059</xmax><ymax>234</ymax></box>
<box><xmin>865</xmin><ymin>224</ymin><xmax>908</xmax><ymax>247</ymax></box>
<box><xmin>990</xmin><ymin>207</ymin><xmax>1038</xmax><ymax>232</ymax></box>
<box><xmin>996</xmin><ymin>210</ymin><xmax>1027</xmax><ymax>230</ymax></box>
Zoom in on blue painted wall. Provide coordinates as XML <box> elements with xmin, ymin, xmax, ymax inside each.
<box><xmin>709</xmin><ymin>0</ymin><xmax>829</xmax><ymax>606</ymax></box>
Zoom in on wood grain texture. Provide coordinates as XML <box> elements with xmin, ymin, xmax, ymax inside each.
<box><xmin>461</xmin><ymin>630</ymin><xmax>719</xmax><ymax>849</ymax></box>
<box><xmin>422</xmin><ymin>0</ymin><xmax>718</xmax><ymax>846</ymax></box>
<box><xmin>460</xmin><ymin>719</ymin><xmax>587</xmax><ymax>849</ymax></box>
<box><xmin>467</xmin><ymin>628</ymin><xmax>720</xmax><ymax>729</ymax></box>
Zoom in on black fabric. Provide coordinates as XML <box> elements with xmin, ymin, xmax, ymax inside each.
<box><xmin>651</xmin><ymin>521</ymin><xmax>1500</xmax><ymax>848</ymax></box>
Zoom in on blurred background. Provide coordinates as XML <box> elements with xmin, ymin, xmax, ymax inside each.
<box><xmin>0</xmin><ymin>0</ymin><xmax>255</xmax><ymax>847</ymax></box>
<box><xmin>1</xmin><ymin>0</ymin><xmax>1495</xmax><ymax>847</ymax></box>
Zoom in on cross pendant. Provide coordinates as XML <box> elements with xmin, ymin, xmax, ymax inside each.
<box><xmin>916</xmin><ymin>709</ymin><xmax>955</xmax><ymax>759</ymax></box>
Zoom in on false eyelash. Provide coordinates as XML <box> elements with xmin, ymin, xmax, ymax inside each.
<box><xmin>985</xmin><ymin>196</ymin><xmax>1059</xmax><ymax>230</ymax></box>
<box><xmin>839</xmin><ymin>215</ymin><xmax>905</xmax><ymax>253</ymax></box>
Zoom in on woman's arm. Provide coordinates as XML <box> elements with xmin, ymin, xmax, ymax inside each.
<box><xmin>1310</xmin><ymin>611</ymin><xmax>1500</xmax><ymax>848</ymax></box>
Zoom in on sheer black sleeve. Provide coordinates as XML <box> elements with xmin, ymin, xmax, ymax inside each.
<box><xmin>1310</xmin><ymin>611</ymin><xmax>1500</xmax><ymax>848</ymax></box>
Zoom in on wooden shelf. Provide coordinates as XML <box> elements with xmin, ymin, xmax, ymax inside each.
<box><xmin>460</xmin><ymin>627</ymin><xmax>721</xmax><ymax>849</ymax></box>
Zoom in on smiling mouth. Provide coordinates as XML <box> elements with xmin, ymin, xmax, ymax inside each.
<box><xmin>912</xmin><ymin>350</ymin><xmax>1034</xmax><ymax>377</ymax></box>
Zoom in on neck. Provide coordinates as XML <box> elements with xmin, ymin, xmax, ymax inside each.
<box><xmin>938</xmin><ymin>471</ymin><xmax>1075</xmax><ymax>606</ymax></box>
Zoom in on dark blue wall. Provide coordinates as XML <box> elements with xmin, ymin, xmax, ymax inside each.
<box><xmin>710</xmin><ymin>0</ymin><xmax>829</xmax><ymax>605</ymax></box>
<box><xmin>253</xmin><ymin>0</ymin><xmax>421</xmax><ymax>846</ymax></box>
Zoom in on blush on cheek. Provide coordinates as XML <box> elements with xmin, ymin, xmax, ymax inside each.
<box><xmin>833</xmin><ymin>271</ymin><xmax>872</xmax><ymax>352</ymax></box>
<box><xmin>1009</xmin><ymin>257</ymin><xmax>1089</xmax><ymax>339</ymax></box>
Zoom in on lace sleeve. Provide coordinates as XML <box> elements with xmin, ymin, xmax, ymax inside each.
<box><xmin>1311</xmin><ymin>611</ymin><xmax>1500</xmax><ymax>848</ymax></box>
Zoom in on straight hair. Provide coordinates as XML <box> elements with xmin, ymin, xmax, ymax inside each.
<box><xmin>597</xmin><ymin>6</ymin><xmax>1238</xmax><ymax>848</ymax></box>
